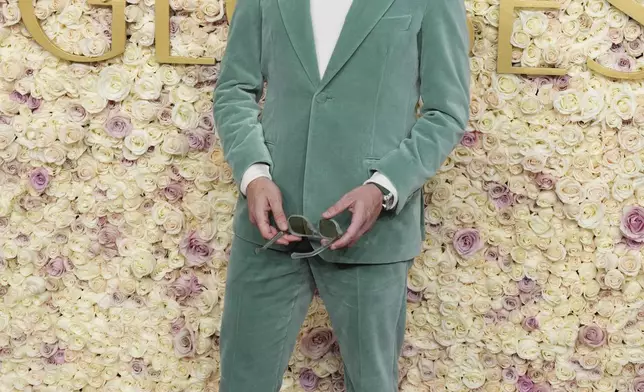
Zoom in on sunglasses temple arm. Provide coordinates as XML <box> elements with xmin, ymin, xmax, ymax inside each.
<box><xmin>254</xmin><ymin>231</ymin><xmax>285</xmax><ymax>254</ymax></box>
<box><xmin>290</xmin><ymin>239</ymin><xmax>335</xmax><ymax>260</ymax></box>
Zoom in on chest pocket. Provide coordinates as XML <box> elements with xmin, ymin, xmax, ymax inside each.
<box><xmin>372</xmin><ymin>14</ymin><xmax>413</xmax><ymax>33</ymax></box>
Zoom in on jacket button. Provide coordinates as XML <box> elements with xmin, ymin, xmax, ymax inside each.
<box><xmin>315</xmin><ymin>93</ymin><xmax>328</xmax><ymax>103</ymax></box>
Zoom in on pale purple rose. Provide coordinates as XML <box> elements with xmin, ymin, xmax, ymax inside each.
<box><xmin>198</xmin><ymin>113</ymin><xmax>214</xmax><ymax>130</ymax></box>
<box><xmin>502</xmin><ymin>296</ymin><xmax>520</xmax><ymax>311</ymax></box>
<box><xmin>452</xmin><ymin>228</ymin><xmax>483</xmax><ymax>258</ymax></box>
<box><xmin>535</xmin><ymin>173</ymin><xmax>556</xmax><ymax>190</ymax></box>
<box><xmin>157</xmin><ymin>107</ymin><xmax>173</xmax><ymax>126</ymax></box>
<box><xmin>46</xmin><ymin>257</ymin><xmax>72</xmax><ymax>277</ymax></box>
<box><xmin>299</xmin><ymin>369</ymin><xmax>319</xmax><ymax>392</ymax></box>
<box><xmin>553</xmin><ymin>75</ymin><xmax>570</xmax><ymax>91</ymax></box>
<box><xmin>332</xmin><ymin>377</ymin><xmax>346</xmax><ymax>392</ymax></box>
<box><xmin>67</xmin><ymin>104</ymin><xmax>88</xmax><ymax>123</ymax></box>
<box><xmin>578</xmin><ymin>324</ymin><xmax>607</xmax><ymax>348</ymax></box>
<box><xmin>628</xmin><ymin>39</ymin><xmax>644</xmax><ymax>56</ymax></box>
<box><xmin>532</xmin><ymin>76</ymin><xmax>553</xmax><ymax>89</ymax></box>
<box><xmin>104</xmin><ymin>115</ymin><xmax>132</xmax><ymax>138</ymax></box>
<box><xmin>171</xmin><ymin>317</ymin><xmax>186</xmax><ymax>335</ymax></box>
<box><xmin>169</xmin><ymin>274</ymin><xmax>202</xmax><ymax>303</ymax></box>
<box><xmin>494</xmin><ymin>193</ymin><xmax>513</xmax><ymax>209</ymax></box>
<box><xmin>502</xmin><ymin>367</ymin><xmax>519</xmax><ymax>383</ymax></box>
<box><xmin>522</xmin><ymin>316</ymin><xmax>539</xmax><ymax>332</ymax></box>
<box><xmin>407</xmin><ymin>288</ymin><xmax>422</xmax><ymax>303</ymax></box>
<box><xmin>179</xmin><ymin>231</ymin><xmax>213</xmax><ymax>267</ymax></box>
<box><xmin>621</xmin><ymin>206</ymin><xmax>644</xmax><ymax>243</ymax></box>
<box><xmin>198</xmin><ymin>66</ymin><xmax>218</xmax><ymax>82</ymax></box>
<box><xmin>400</xmin><ymin>341</ymin><xmax>418</xmax><ymax>357</ymax></box>
<box><xmin>40</xmin><ymin>342</ymin><xmax>58</xmax><ymax>358</ymax></box>
<box><xmin>300</xmin><ymin>327</ymin><xmax>336</xmax><ymax>359</ymax></box>
<box><xmin>0</xmin><ymin>115</ymin><xmax>11</xmax><ymax>125</ymax></box>
<box><xmin>517</xmin><ymin>376</ymin><xmax>534</xmax><ymax>392</ymax></box>
<box><xmin>625</xmin><ymin>238</ymin><xmax>644</xmax><ymax>250</ymax></box>
<box><xmin>518</xmin><ymin>277</ymin><xmax>537</xmax><ymax>293</ymax></box>
<box><xmin>9</xmin><ymin>91</ymin><xmax>27</xmax><ymax>103</ymax></box>
<box><xmin>186</xmin><ymin>128</ymin><xmax>209</xmax><ymax>151</ymax></box>
<box><xmin>484</xmin><ymin>247</ymin><xmax>500</xmax><ymax>263</ymax></box>
<box><xmin>496</xmin><ymin>309</ymin><xmax>509</xmax><ymax>322</ymax></box>
<box><xmin>616</xmin><ymin>54</ymin><xmax>636</xmax><ymax>72</ymax></box>
<box><xmin>97</xmin><ymin>224</ymin><xmax>119</xmax><ymax>246</ymax></box>
<box><xmin>170</xmin><ymin>17</ymin><xmax>180</xmax><ymax>36</ymax></box>
<box><xmin>532</xmin><ymin>383</ymin><xmax>552</xmax><ymax>392</ymax></box>
<box><xmin>487</xmin><ymin>183</ymin><xmax>509</xmax><ymax>199</ymax></box>
<box><xmin>330</xmin><ymin>341</ymin><xmax>341</xmax><ymax>356</ymax></box>
<box><xmin>173</xmin><ymin>327</ymin><xmax>196</xmax><ymax>358</ymax></box>
<box><xmin>163</xmin><ymin>183</ymin><xmax>184</xmax><ymax>203</ymax></box>
<box><xmin>633</xmin><ymin>376</ymin><xmax>644</xmax><ymax>392</ymax></box>
<box><xmin>46</xmin><ymin>348</ymin><xmax>66</xmax><ymax>365</ymax></box>
<box><xmin>460</xmin><ymin>131</ymin><xmax>479</xmax><ymax>147</ymax></box>
<box><xmin>26</xmin><ymin>96</ymin><xmax>42</xmax><ymax>111</ymax></box>
<box><xmin>29</xmin><ymin>167</ymin><xmax>50</xmax><ymax>193</ymax></box>
<box><xmin>483</xmin><ymin>310</ymin><xmax>497</xmax><ymax>324</ymax></box>
<box><xmin>131</xmin><ymin>358</ymin><xmax>146</xmax><ymax>376</ymax></box>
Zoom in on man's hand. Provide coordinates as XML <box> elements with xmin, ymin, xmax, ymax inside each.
<box><xmin>322</xmin><ymin>184</ymin><xmax>383</xmax><ymax>250</ymax></box>
<box><xmin>247</xmin><ymin>177</ymin><xmax>300</xmax><ymax>245</ymax></box>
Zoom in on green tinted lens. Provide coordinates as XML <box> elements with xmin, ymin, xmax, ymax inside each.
<box><xmin>319</xmin><ymin>219</ymin><xmax>341</xmax><ymax>239</ymax></box>
<box><xmin>288</xmin><ymin>216</ymin><xmax>312</xmax><ymax>236</ymax></box>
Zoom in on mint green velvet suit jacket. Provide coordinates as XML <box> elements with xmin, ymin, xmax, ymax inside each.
<box><xmin>213</xmin><ymin>0</ymin><xmax>470</xmax><ymax>264</ymax></box>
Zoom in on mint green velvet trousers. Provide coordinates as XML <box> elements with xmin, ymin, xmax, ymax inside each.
<box><xmin>219</xmin><ymin>235</ymin><xmax>412</xmax><ymax>392</ymax></box>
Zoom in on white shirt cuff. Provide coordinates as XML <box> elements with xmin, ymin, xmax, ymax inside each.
<box><xmin>365</xmin><ymin>171</ymin><xmax>398</xmax><ymax>207</ymax></box>
<box><xmin>240</xmin><ymin>163</ymin><xmax>271</xmax><ymax>195</ymax></box>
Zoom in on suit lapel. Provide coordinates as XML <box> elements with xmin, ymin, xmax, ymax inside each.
<box><xmin>278</xmin><ymin>0</ymin><xmax>321</xmax><ymax>86</ymax></box>
<box><xmin>318</xmin><ymin>0</ymin><xmax>395</xmax><ymax>90</ymax></box>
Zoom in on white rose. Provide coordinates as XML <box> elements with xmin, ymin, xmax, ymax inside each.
<box><xmin>79</xmin><ymin>36</ymin><xmax>110</xmax><ymax>57</ymax></box>
<box><xmin>97</xmin><ymin>66</ymin><xmax>132</xmax><ymax>102</ymax></box>
<box><xmin>134</xmin><ymin>73</ymin><xmax>163</xmax><ymax>100</ymax></box>
<box><xmin>24</xmin><ymin>276</ymin><xmax>46</xmax><ymax>296</ymax></box>
<box><xmin>553</xmin><ymin>90</ymin><xmax>580</xmax><ymax>115</ymax></box>
<box><xmin>517</xmin><ymin>338</ymin><xmax>540</xmax><ymax>360</ymax></box>
<box><xmin>172</xmin><ymin>102</ymin><xmax>199</xmax><ymax>130</ymax></box>
<box><xmin>576</xmin><ymin>201</ymin><xmax>604</xmax><ymax>229</ymax></box>
<box><xmin>0</xmin><ymin>124</ymin><xmax>16</xmax><ymax>149</ymax></box>
<box><xmin>161</xmin><ymin>133</ymin><xmax>190</xmax><ymax>155</ymax></box>
<box><xmin>555</xmin><ymin>178</ymin><xmax>583</xmax><ymax>204</ymax></box>
<box><xmin>2</xmin><ymin>3</ymin><xmax>21</xmax><ymax>26</ymax></box>
<box><xmin>604</xmin><ymin>269</ymin><xmax>625</xmax><ymax>290</ymax></box>
<box><xmin>128</xmin><ymin>250</ymin><xmax>156</xmax><ymax>279</ymax></box>
<box><xmin>124</xmin><ymin>130</ymin><xmax>151</xmax><ymax>156</ymax></box>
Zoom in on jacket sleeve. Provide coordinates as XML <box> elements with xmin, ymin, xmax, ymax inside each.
<box><xmin>213</xmin><ymin>0</ymin><xmax>273</xmax><ymax>189</ymax></box>
<box><xmin>368</xmin><ymin>0</ymin><xmax>471</xmax><ymax>215</ymax></box>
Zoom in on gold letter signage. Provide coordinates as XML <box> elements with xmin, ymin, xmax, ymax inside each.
<box><xmin>16</xmin><ymin>0</ymin><xmax>644</xmax><ymax>76</ymax></box>
<box><xmin>19</xmin><ymin>0</ymin><xmax>127</xmax><ymax>62</ymax></box>
<box><xmin>497</xmin><ymin>0</ymin><xmax>566</xmax><ymax>76</ymax></box>
<box><xmin>588</xmin><ymin>0</ymin><xmax>644</xmax><ymax>79</ymax></box>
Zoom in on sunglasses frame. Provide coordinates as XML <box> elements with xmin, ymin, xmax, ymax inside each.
<box><xmin>254</xmin><ymin>215</ymin><xmax>343</xmax><ymax>258</ymax></box>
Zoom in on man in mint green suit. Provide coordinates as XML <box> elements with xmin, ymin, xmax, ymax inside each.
<box><xmin>213</xmin><ymin>0</ymin><xmax>470</xmax><ymax>389</ymax></box>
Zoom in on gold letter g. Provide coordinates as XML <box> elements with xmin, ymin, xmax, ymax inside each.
<box><xmin>19</xmin><ymin>0</ymin><xmax>126</xmax><ymax>62</ymax></box>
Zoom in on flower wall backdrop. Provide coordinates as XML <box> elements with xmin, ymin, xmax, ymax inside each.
<box><xmin>2</xmin><ymin>0</ymin><xmax>644</xmax><ymax>391</ymax></box>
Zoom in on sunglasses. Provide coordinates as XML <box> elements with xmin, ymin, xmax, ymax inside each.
<box><xmin>255</xmin><ymin>215</ymin><xmax>343</xmax><ymax>259</ymax></box>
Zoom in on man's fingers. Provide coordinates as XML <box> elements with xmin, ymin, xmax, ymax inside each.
<box><xmin>267</xmin><ymin>196</ymin><xmax>288</xmax><ymax>232</ymax></box>
<box><xmin>331</xmin><ymin>204</ymin><xmax>365</xmax><ymax>250</ymax></box>
<box><xmin>322</xmin><ymin>195</ymin><xmax>352</xmax><ymax>219</ymax></box>
<box><xmin>255</xmin><ymin>202</ymin><xmax>275</xmax><ymax>240</ymax></box>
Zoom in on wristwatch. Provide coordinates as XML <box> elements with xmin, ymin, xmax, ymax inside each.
<box><xmin>370</xmin><ymin>182</ymin><xmax>395</xmax><ymax>211</ymax></box>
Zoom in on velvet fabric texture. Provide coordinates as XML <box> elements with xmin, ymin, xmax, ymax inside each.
<box><xmin>213</xmin><ymin>0</ymin><xmax>471</xmax><ymax>264</ymax></box>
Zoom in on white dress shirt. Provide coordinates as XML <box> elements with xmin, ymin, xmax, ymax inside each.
<box><xmin>240</xmin><ymin>0</ymin><xmax>398</xmax><ymax>207</ymax></box>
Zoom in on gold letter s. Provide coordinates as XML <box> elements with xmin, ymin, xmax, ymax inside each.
<box><xmin>19</xmin><ymin>0</ymin><xmax>126</xmax><ymax>62</ymax></box>
<box><xmin>588</xmin><ymin>0</ymin><xmax>644</xmax><ymax>79</ymax></box>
